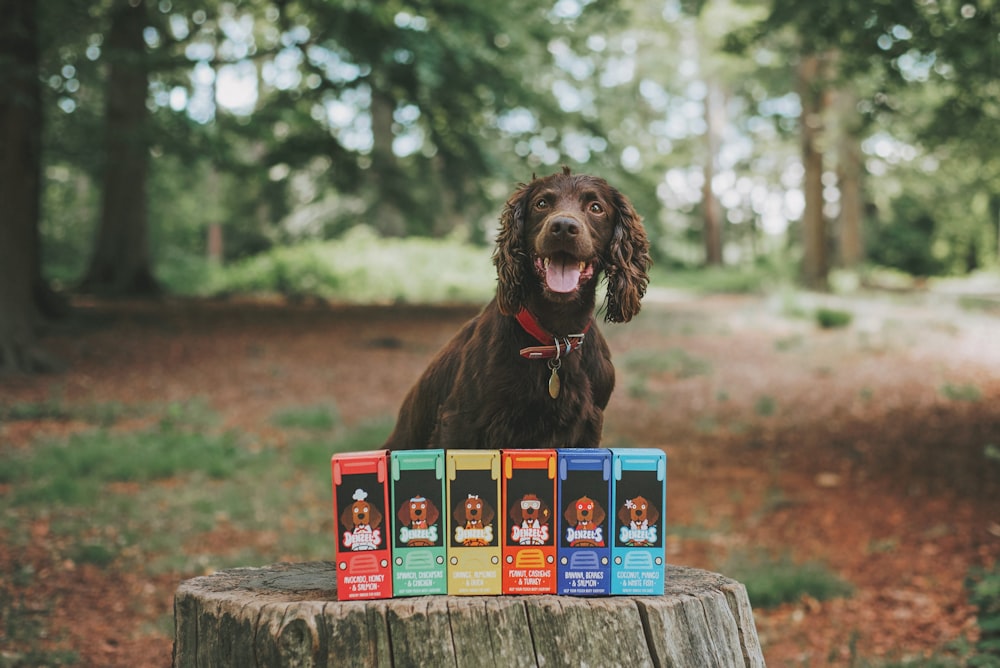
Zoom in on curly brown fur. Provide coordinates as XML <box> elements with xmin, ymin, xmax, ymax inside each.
<box><xmin>383</xmin><ymin>169</ymin><xmax>651</xmax><ymax>450</ymax></box>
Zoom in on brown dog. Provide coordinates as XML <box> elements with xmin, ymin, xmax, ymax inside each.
<box><xmin>509</xmin><ymin>493</ymin><xmax>551</xmax><ymax>545</ymax></box>
<box><xmin>383</xmin><ymin>169</ymin><xmax>650</xmax><ymax>451</ymax></box>
<box><xmin>397</xmin><ymin>495</ymin><xmax>440</xmax><ymax>547</ymax></box>
<box><xmin>453</xmin><ymin>494</ymin><xmax>495</xmax><ymax>546</ymax></box>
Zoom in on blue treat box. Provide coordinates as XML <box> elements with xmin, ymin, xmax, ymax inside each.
<box><xmin>609</xmin><ymin>448</ymin><xmax>666</xmax><ymax>595</ymax></box>
<box><xmin>557</xmin><ymin>448</ymin><xmax>613</xmax><ymax>596</ymax></box>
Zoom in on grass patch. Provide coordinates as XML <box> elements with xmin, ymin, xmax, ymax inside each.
<box><xmin>724</xmin><ymin>552</ymin><xmax>852</xmax><ymax>608</ymax></box>
<box><xmin>622</xmin><ymin>348</ymin><xmax>712</xmax><ymax>379</ymax></box>
<box><xmin>622</xmin><ymin>348</ymin><xmax>712</xmax><ymax>400</ymax></box>
<box><xmin>1</xmin><ymin>428</ymin><xmax>251</xmax><ymax>506</ymax></box>
<box><xmin>815</xmin><ymin>307</ymin><xmax>853</xmax><ymax>329</ymax></box>
<box><xmin>967</xmin><ymin>564</ymin><xmax>1000</xmax><ymax>666</ymax></box>
<box><xmin>0</xmin><ymin>588</ymin><xmax>79</xmax><ymax>667</ymax></box>
<box><xmin>271</xmin><ymin>404</ymin><xmax>341</xmax><ymax>431</ymax></box>
<box><xmin>328</xmin><ymin>417</ymin><xmax>395</xmax><ymax>453</ymax></box>
<box><xmin>3</xmin><ymin>408</ymin><xmax>398</xmax><ymax>576</ymax></box>
<box><xmin>0</xmin><ymin>398</ymin><xmax>136</xmax><ymax>427</ymax></box>
<box><xmin>940</xmin><ymin>383</ymin><xmax>982</xmax><ymax>402</ymax></box>
<box><xmin>773</xmin><ymin>334</ymin><xmax>805</xmax><ymax>352</ymax></box>
<box><xmin>0</xmin><ymin>401</ymin><xmax>249</xmax><ymax>507</ymax></box>
<box><xmin>754</xmin><ymin>395</ymin><xmax>777</xmax><ymax>417</ymax></box>
<box><xmin>69</xmin><ymin>542</ymin><xmax>119</xmax><ymax>568</ymax></box>
<box><xmin>652</xmin><ymin>263</ymin><xmax>789</xmax><ymax>294</ymax></box>
<box><xmin>163</xmin><ymin>228</ymin><xmax>496</xmax><ymax>304</ymax></box>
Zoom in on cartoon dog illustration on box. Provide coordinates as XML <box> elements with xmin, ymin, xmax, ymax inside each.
<box><xmin>617</xmin><ymin>495</ymin><xmax>658</xmax><ymax>547</ymax></box>
<box><xmin>340</xmin><ymin>488</ymin><xmax>384</xmax><ymax>551</ymax></box>
<box><xmin>509</xmin><ymin>493</ymin><xmax>551</xmax><ymax>545</ymax></box>
<box><xmin>397</xmin><ymin>494</ymin><xmax>440</xmax><ymax>547</ymax></box>
<box><xmin>564</xmin><ymin>495</ymin><xmax>606</xmax><ymax>547</ymax></box>
<box><xmin>453</xmin><ymin>494</ymin><xmax>495</xmax><ymax>546</ymax></box>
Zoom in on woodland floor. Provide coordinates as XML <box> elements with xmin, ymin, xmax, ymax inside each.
<box><xmin>1</xmin><ymin>289</ymin><xmax>999</xmax><ymax>667</ymax></box>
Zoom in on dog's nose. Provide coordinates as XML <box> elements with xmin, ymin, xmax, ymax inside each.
<box><xmin>548</xmin><ymin>216</ymin><xmax>580</xmax><ymax>237</ymax></box>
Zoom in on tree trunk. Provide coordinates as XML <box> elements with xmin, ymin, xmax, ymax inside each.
<box><xmin>797</xmin><ymin>53</ymin><xmax>829</xmax><ymax>290</ymax></box>
<box><xmin>702</xmin><ymin>81</ymin><xmax>725</xmax><ymax>266</ymax></box>
<box><xmin>836</xmin><ymin>88</ymin><xmax>864</xmax><ymax>268</ymax></box>
<box><xmin>0</xmin><ymin>0</ymin><xmax>58</xmax><ymax>373</ymax></box>
<box><xmin>206</xmin><ymin>168</ymin><xmax>224</xmax><ymax>263</ymax></box>
<box><xmin>81</xmin><ymin>0</ymin><xmax>159</xmax><ymax>296</ymax></box>
<box><xmin>370</xmin><ymin>89</ymin><xmax>406</xmax><ymax>236</ymax></box>
<box><xmin>173</xmin><ymin>561</ymin><xmax>765</xmax><ymax>668</ymax></box>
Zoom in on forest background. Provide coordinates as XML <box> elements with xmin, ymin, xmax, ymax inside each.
<box><xmin>2</xmin><ymin>0</ymin><xmax>999</xmax><ymax>362</ymax></box>
<box><xmin>0</xmin><ymin>0</ymin><xmax>1000</xmax><ymax>662</ymax></box>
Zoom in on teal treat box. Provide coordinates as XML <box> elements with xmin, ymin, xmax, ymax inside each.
<box><xmin>609</xmin><ymin>448</ymin><xmax>666</xmax><ymax>596</ymax></box>
<box><xmin>390</xmin><ymin>450</ymin><xmax>448</xmax><ymax>597</ymax></box>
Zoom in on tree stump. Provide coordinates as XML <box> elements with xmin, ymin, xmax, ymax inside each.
<box><xmin>173</xmin><ymin>561</ymin><xmax>765</xmax><ymax>667</ymax></box>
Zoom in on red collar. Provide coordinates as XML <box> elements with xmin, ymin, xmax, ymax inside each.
<box><xmin>515</xmin><ymin>308</ymin><xmax>591</xmax><ymax>360</ymax></box>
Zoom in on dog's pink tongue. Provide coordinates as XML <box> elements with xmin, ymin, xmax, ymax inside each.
<box><xmin>545</xmin><ymin>257</ymin><xmax>581</xmax><ymax>293</ymax></box>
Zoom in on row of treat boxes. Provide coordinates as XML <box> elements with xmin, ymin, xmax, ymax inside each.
<box><xmin>331</xmin><ymin>448</ymin><xmax>666</xmax><ymax>601</ymax></box>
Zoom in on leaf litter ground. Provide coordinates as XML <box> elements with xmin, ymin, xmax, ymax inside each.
<box><xmin>1</xmin><ymin>292</ymin><xmax>998</xmax><ymax>666</ymax></box>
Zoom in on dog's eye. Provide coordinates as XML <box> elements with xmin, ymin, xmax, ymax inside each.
<box><xmin>589</xmin><ymin>202</ymin><xmax>604</xmax><ymax>215</ymax></box>
<box><xmin>535</xmin><ymin>198</ymin><xmax>548</xmax><ymax>209</ymax></box>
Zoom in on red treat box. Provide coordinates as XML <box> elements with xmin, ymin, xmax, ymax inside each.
<box><xmin>502</xmin><ymin>449</ymin><xmax>557</xmax><ymax>595</ymax></box>
<box><xmin>331</xmin><ymin>450</ymin><xmax>392</xmax><ymax>600</ymax></box>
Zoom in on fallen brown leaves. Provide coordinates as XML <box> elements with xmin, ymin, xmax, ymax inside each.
<box><xmin>1</xmin><ymin>294</ymin><xmax>998</xmax><ymax>666</ymax></box>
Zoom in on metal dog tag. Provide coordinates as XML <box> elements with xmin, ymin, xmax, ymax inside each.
<box><xmin>547</xmin><ymin>360</ymin><xmax>561</xmax><ymax>399</ymax></box>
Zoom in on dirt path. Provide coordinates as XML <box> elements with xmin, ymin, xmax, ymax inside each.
<box><xmin>1</xmin><ymin>293</ymin><xmax>998</xmax><ymax>666</ymax></box>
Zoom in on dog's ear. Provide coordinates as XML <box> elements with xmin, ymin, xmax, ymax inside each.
<box><xmin>592</xmin><ymin>501</ymin><xmax>606</xmax><ymax>526</ymax></box>
<box><xmin>493</xmin><ymin>181</ymin><xmax>534</xmax><ymax>316</ymax></box>
<box><xmin>368</xmin><ymin>504</ymin><xmax>383</xmax><ymax>528</ymax></box>
<box><xmin>646</xmin><ymin>501</ymin><xmax>659</xmax><ymax>526</ymax></box>
<box><xmin>397</xmin><ymin>502</ymin><xmax>411</xmax><ymax>527</ymax></box>
<box><xmin>340</xmin><ymin>504</ymin><xmax>356</xmax><ymax>531</ymax></box>
<box><xmin>564</xmin><ymin>501</ymin><xmax>579</xmax><ymax>525</ymax></box>
<box><xmin>481</xmin><ymin>500</ymin><xmax>496</xmax><ymax>525</ymax></box>
<box><xmin>425</xmin><ymin>500</ymin><xmax>440</xmax><ymax>525</ymax></box>
<box><xmin>604</xmin><ymin>187</ymin><xmax>651</xmax><ymax>324</ymax></box>
<box><xmin>618</xmin><ymin>502</ymin><xmax>632</xmax><ymax>525</ymax></box>
<box><xmin>509</xmin><ymin>498</ymin><xmax>523</xmax><ymax>523</ymax></box>
<box><xmin>453</xmin><ymin>500</ymin><xmax>468</xmax><ymax>524</ymax></box>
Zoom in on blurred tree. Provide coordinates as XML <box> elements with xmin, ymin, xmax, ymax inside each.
<box><xmin>80</xmin><ymin>0</ymin><xmax>160</xmax><ymax>295</ymax></box>
<box><xmin>834</xmin><ymin>84</ymin><xmax>864</xmax><ymax>267</ymax></box>
<box><xmin>797</xmin><ymin>50</ymin><xmax>831</xmax><ymax>289</ymax></box>
<box><xmin>0</xmin><ymin>0</ymin><xmax>59</xmax><ymax>372</ymax></box>
<box><xmin>716</xmin><ymin>0</ymin><xmax>1000</xmax><ymax>283</ymax></box>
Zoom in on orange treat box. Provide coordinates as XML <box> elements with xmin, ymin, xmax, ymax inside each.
<box><xmin>501</xmin><ymin>449</ymin><xmax>558</xmax><ymax>595</ymax></box>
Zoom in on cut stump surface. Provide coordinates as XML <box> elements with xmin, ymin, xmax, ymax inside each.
<box><xmin>173</xmin><ymin>561</ymin><xmax>765</xmax><ymax>667</ymax></box>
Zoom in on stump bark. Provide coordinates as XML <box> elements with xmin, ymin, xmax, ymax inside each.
<box><xmin>173</xmin><ymin>561</ymin><xmax>765</xmax><ymax>667</ymax></box>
